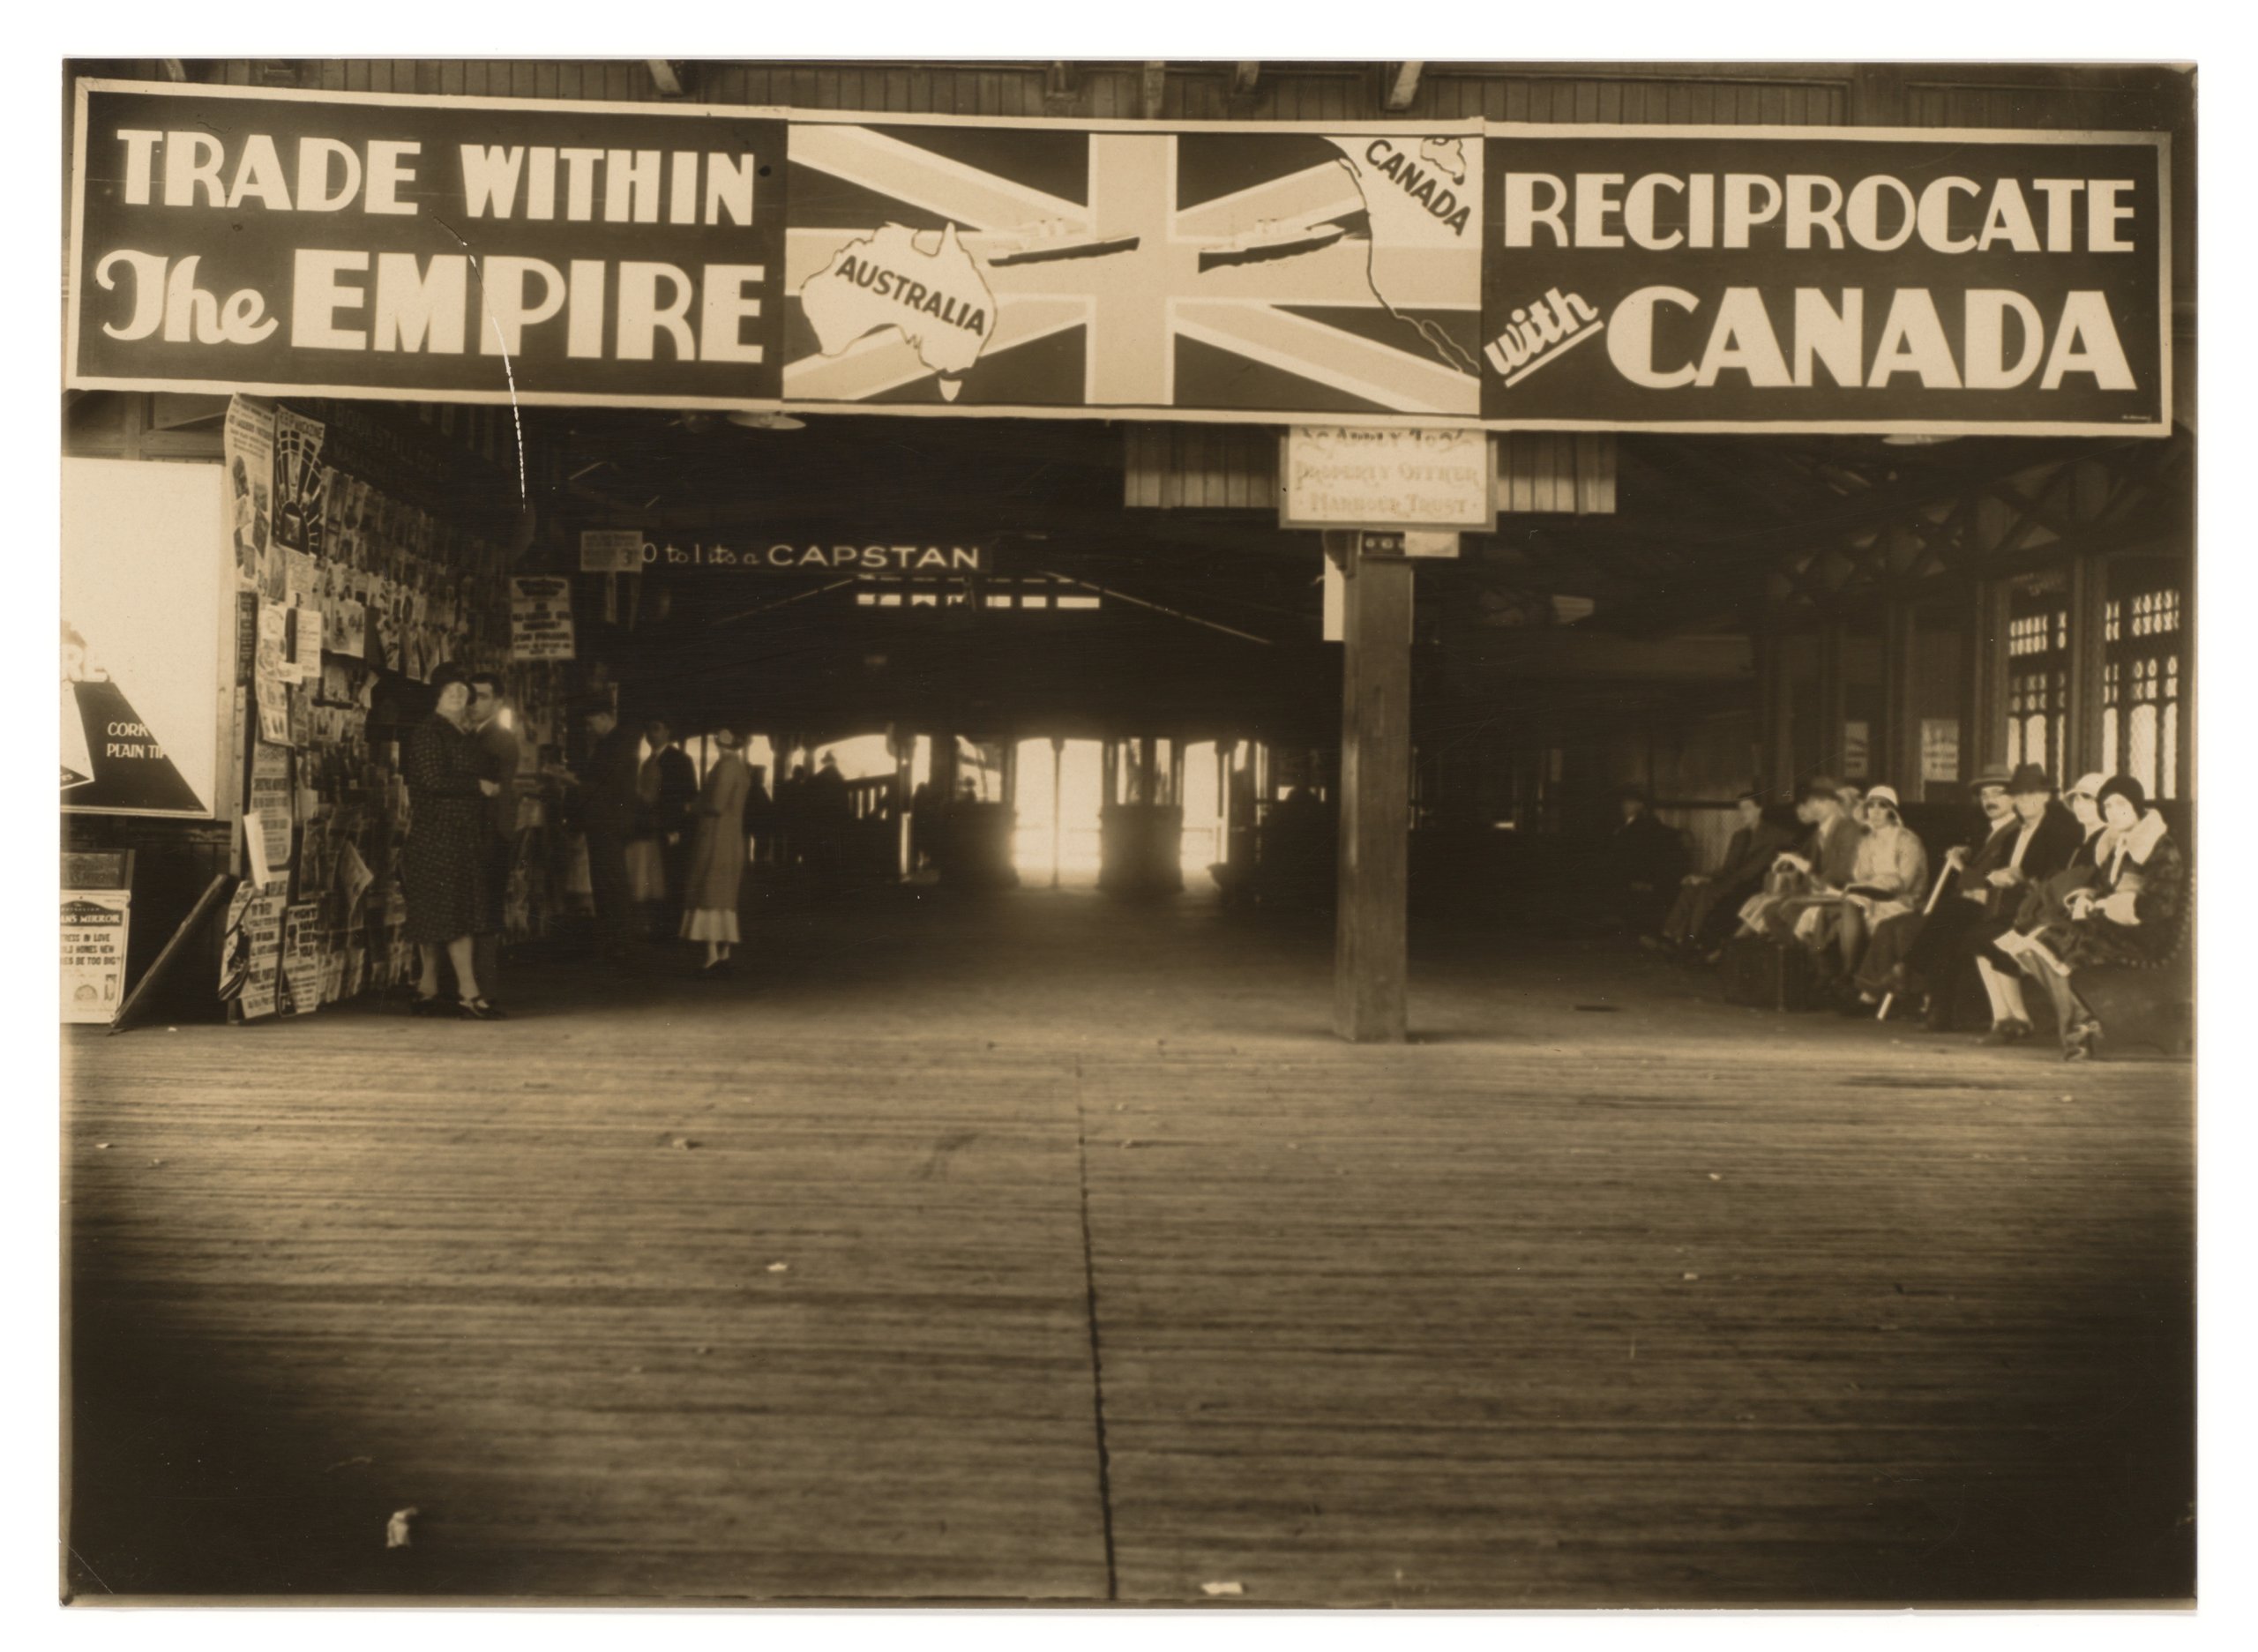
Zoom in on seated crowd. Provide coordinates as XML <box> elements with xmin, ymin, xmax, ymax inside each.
<box><xmin>1636</xmin><ymin>766</ymin><xmax>2188</xmax><ymax>1062</ymax></box>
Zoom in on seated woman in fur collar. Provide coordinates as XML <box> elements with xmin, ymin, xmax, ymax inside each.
<box><xmin>1998</xmin><ymin>775</ymin><xmax>2187</xmax><ymax>1061</ymax></box>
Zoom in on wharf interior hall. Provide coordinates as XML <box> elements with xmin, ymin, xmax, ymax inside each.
<box><xmin>59</xmin><ymin>59</ymin><xmax>2194</xmax><ymax>1608</ymax></box>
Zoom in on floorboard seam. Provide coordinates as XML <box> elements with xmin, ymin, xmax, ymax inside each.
<box><xmin>1072</xmin><ymin>1051</ymin><xmax>1120</xmax><ymax>1602</ymax></box>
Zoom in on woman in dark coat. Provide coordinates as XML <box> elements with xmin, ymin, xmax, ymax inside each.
<box><xmin>403</xmin><ymin>675</ymin><xmax>504</xmax><ymax>1019</ymax></box>
<box><xmin>2008</xmin><ymin>775</ymin><xmax>2186</xmax><ymax>1060</ymax></box>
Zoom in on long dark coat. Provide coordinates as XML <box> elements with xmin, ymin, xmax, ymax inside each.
<box><xmin>2060</xmin><ymin>826</ymin><xmax>2187</xmax><ymax>970</ymax></box>
<box><xmin>401</xmin><ymin>714</ymin><xmax>494</xmax><ymax>945</ymax></box>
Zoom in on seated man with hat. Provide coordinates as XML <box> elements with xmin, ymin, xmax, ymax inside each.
<box><xmin>1949</xmin><ymin>763</ymin><xmax>2084</xmax><ymax>1043</ymax></box>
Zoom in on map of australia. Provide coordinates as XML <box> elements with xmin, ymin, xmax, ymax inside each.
<box><xmin>800</xmin><ymin>223</ymin><xmax>998</xmax><ymax>401</ymax></box>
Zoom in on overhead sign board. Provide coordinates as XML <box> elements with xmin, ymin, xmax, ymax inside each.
<box><xmin>65</xmin><ymin>81</ymin><xmax>2169</xmax><ymax>436</ymax></box>
<box><xmin>579</xmin><ymin>529</ymin><xmax>647</xmax><ymax>573</ymax></box>
<box><xmin>1282</xmin><ymin>426</ymin><xmax>1492</xmax><ymax>529</ymax></box>
<box><xmin>1478</xmin><ymin>127</ymin><xmax>2171</xmax><ymax>435</ymax></box>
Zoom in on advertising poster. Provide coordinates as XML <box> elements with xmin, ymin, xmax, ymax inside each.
<box><xmin>247</xmin><ymin>743</ymin><xmax>295</xmax><ymax>885</ymax></box>
<box><xmin>253</xmin><ymin>602</ymin><xmax>292</xmax><ymax>744</ymax></box>
<box><xmin>61</xmin><ymin>891</ymin><xmax>132</xmax><ymax>1024</ymax></box>
<box><xmin>291</xmin><ymin>603</ymin><xmax>325</xmax><ymax>676</ymax></box>
<box><xmin>218</xmin><ymin>883</ymin><xmax>254</xmax><ymax>1003</ymax></box>
<box><xmin>280</xmin><ymin>901</ymin><xmax>323</xmax><ymax>1016</ymax></box>
<box><xmin>62</xmin><ymin>458</ymin><xmax>234</xmax><ymax>817</ymax></box>
<box><xmin>1922</xmin><ymin>718</ymin><xmax>1963</xmax><ymax>783</ymax></box>
<box><xmin>222</xmin><ymin>396</ymin><xmax>277</xmax><ymax>594</ymax></box>
<box><xmin>239</xmin><ymin>892</ymin><xmax>286</xmax><ymax>1020</ymax></box>
<box><xmin>273</xmin><ymin>408</ymin><xmax>326</xmax><ymax>556</ymax></box>
<box><xmin>510</xmin><ymin>575</ymin><xmax>577</xmax><ymax>660</ymax></box>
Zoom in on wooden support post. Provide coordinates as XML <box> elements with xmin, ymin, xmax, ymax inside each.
<box><xmin>1332</xmin><ymin>534</ymin><xmax>1414</xmax><ymax>1044</ymax></box>
<box><xmin>1138</xmin><ymin>736</ymin><xmax>1157</xmax><ymax>805</ymax></box>
<box><xmin>1050</xmin><ymin>736</ymin><xmax>1065</xmax><ymax>889</ymax></box>
<box><xmin>1816</xmin><ymin>618</ymin><xmax>1848</xmax><ymax>777</ymax></box>
<box><xmin>1757</xmin><ymin>630</ymin><xmax>1795</xmax><ymax>795</ymax></box>
<box><xmin>2067</xmin><ymin>557</ymin><xmax>2108</xmax><ymax>780</ymax></box>
<box><xmin>893</xmin><ymin>747</ymin><xmax>915</xmax><ymax>878</ymax></box>
<box><xmin>1883</xmin><ymin>600</ymin><xmax>1921</xmax><ymax>796</ymax></box>
<box><xmin>1970</xmin><ymin>579</ymin><xmax>2011</xmax><ymax>777</ymax></box>
<box><xmin>1101</xmin><ymin>741</ymin><xmax>1119</xmax><ymax>808</ymax></box>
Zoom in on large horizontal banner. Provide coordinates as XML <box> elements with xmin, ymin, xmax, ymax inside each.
<box><xmin>66</xmin><ymin>81</ymin><xmax>2169</xmax><ymax>435</ymax></box>
<box><xmin>1478</xmin><ymin>129</ymin><xmax>2170</xmax><ymax>434</ymax></box>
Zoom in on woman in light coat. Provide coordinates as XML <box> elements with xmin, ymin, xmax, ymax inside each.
<box><xmin>1796</xmin><ymin>784</ymin><xmax>1927</xmax><ymax>990</ymax></box>
<box><xmin>679</xmin><ymin>726</ymin><xmax>754</xmax><ymax>976</ymax></box>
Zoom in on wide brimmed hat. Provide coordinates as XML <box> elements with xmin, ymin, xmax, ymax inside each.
<box><xmin>2006</xmin><ymin>762</ymin><xmax>2055</xmax><ymax>795</ymax></box>
<box><xmin>1971</xmin><ymin>769</ymin><xmax>2014</xmax><ymax>792</ymax></box>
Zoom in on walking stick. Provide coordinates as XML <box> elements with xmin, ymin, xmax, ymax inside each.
<box><xmin>1876</xmin><ymin>862</ymin><xmax>1955</xmax><ymax>1021</ymax></box>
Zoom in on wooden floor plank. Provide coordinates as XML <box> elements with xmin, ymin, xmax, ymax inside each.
<box><xmin>64</xmin><ymin>891</ymin><xmax>2192</xmax><ymax>1604</ymax></box>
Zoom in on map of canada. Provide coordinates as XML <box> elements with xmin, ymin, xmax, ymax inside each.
<box><xmin>799</xmin><ymin>223</ymin><xmax>998</xmax><ymax>400</ymax></box>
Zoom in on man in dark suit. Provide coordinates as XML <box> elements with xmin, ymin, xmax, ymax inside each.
<box><xmin>579</xmin><ymin>704</ymin><xmax>645</xmax><ymax>961</ymax></box>
<box><xmin>1611</xmin><ymin>784</ymin><xmax>1687</xmax><ymax>934</ymax></box>
<box><xmin>466</xmin><ymin>670</ymin><xmax>521</xmax><ymax>1000</ymax></box>
<box><xmin>643</xmin><ymin>719</ymin><xmax>699</xmax><ymax>933</ymax></box>
<box><xmin>1649</xmin><ymin>790</ymin><xmax>1796</xmax><ymax>957</ymax></box>
<box><xmin>1963</xmin><ymin>763</ymin><xmax>2085</xmax><ymax>1043</ymax></box>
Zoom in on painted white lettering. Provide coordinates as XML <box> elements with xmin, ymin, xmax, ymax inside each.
<box><xmin>1606</xmin><ymin>286</ymin><xmax>1701</xmax><ymax>388</ymax></box>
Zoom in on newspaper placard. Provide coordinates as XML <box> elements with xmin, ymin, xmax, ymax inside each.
<box><xmin>279</xmin><ymin>901</ymin><xmax>322</xmax><ymax>1016</ymax></box>
<box><xmin>239</xmin><ymin>891</ymin><xmax>286</xmax><ymax>1019</ymax></box>
<box><xmin>61</xmin><ymin>890</ymin><xmax>131</xmax><ymax>1024</ymax></box>
<box><xmin>510</xmin><ymin>575</ymin><xmax>577</xmax><ymax>661</ymax></box>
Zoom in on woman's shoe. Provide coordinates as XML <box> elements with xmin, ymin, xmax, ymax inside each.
<box><xmin>2061</xmin><ymin>1020</ymin><xmax>2100</xmax><ymax>1062</ymax></box>
<box><xmin>409</xmin><ymin>994</ymin><xmax>448</xmax><ymax>1018</ymax></box>
<box><xmin>1980</xmin><ymin>1018</ymin><xmax>2034</xmax><ymax>1046</ymax></box>
<box><xmin>458</xmin><ymin>996</ymin><xmax>509</xmax><ymax>1021</ymax></box>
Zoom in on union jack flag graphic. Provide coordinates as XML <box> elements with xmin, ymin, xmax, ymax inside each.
<box><xmin>783</xmin><ymin>123</ymin><xmax>1484</xmax><ymax>416</ymax></box>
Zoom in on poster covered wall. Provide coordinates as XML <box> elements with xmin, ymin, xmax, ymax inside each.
<box><xmin>62</xmin><ymin>457</ymin><xmax>235</xmax><ymax>818</ymax></box>
<box><xmin>66</xmin><ymin>80</ymin><xmax>2172</xmax><ymax>434</ymax></box>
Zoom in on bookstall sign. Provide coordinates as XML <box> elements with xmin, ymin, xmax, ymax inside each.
<box><xmin>67</xmin><ymin>81</ymin><xmax>2168</xmax><ymax>436</ymax></box>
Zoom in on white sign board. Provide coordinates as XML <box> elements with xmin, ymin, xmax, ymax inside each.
<box><xmin>1282</xmin><ymin>426</ymin><xmax>1493</xmax><ymax>531</ymax></box>
<box><xmin>579</xmin><ymin>530</ymin><xmax>647</xmax><ymax>574</ymax></box>
<box><xmin>63</xmin><ymin>459</ymin><xmax>235</xmax><ymax>818</ymax></box>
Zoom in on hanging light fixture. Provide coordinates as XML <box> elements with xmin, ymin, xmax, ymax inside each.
<box><xmin>725</xmin><ymin>409</ymin><xmax>807</xmax><ymax>431</ymax></box>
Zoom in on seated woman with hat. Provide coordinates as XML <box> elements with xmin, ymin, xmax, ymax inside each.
<box><xmin>2000</xmin><ymin>775</ymin><xmax>2187</xmax><ymax>1061</ymax></box>
<box><xmin>1793</xmin><ymin>784</ymin><xmax>1928</xmax><ymax>998</ymax></box>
